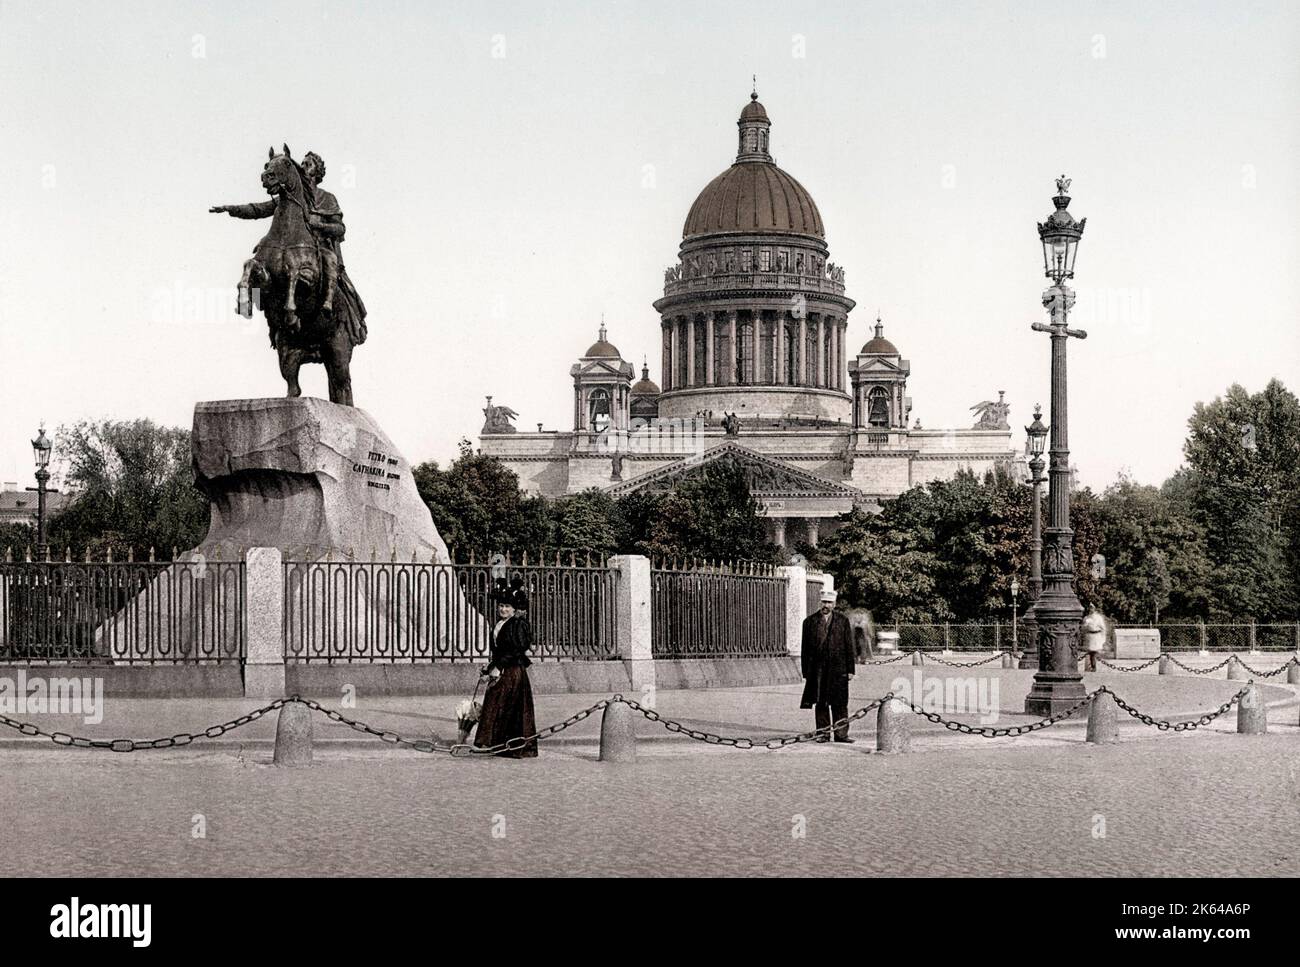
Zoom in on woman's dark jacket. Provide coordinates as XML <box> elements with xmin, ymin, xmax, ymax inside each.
<box><xmin>487</xmin><ymin>615</ymin><xmax>533</xmax><ymax>671</ymax></box>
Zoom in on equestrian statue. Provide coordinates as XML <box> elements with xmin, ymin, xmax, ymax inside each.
<box><xmin>210</xmin><ymin>145</ymin><xmax>367</xmax><ymax>406</ymax></box>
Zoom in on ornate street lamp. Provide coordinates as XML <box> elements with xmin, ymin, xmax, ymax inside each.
<box><xmin>1025</xmin><ymin>176</ymin><xmax>1089</xmax><ymax>714</ymax></box>
<box><xmin>29</xmin><ymin>425</ymin><xmax>54</xmax><ymax>560</ymax></box>
<box><xmin>1019</xmin><ymin>404</ymin><xmax>1048</xmax><ymax>668</ymax></box>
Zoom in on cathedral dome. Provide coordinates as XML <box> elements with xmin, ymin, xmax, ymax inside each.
<box><xmin>683</xmin><ymin>164</ymin><xmax>824</xmax><ymax>239</ymax></box>
<box><xmin>682</xmin><ymin>93</ymin><xmax>824</xmax><ymax>240</ymax></box>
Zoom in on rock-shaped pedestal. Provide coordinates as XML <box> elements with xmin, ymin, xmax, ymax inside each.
<box><xmin>191</xmin><ymin>397</ymin><xmax>450</xmax><ymax>563</ymax></box>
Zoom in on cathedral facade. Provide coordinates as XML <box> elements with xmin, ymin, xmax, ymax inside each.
<box><xmin>479</xmin><ymin>92</ymin><xmax>1020</xmax><ymax>549</ymax></box>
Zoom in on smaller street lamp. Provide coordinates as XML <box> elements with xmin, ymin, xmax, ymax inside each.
<box><xmin>1020</xmin><ymin>405</ymin><xmax>1048</xmax><ymax>668</ymax></box>
<box><xmin>1010</xmin><ymin>578</ymin><xmax>1019</xmax><ymax>658</ymax></box>
<box><xmin>28</xmin><ymin>425</ymin><xmax>56</xmax><ymax>560</ymax></box>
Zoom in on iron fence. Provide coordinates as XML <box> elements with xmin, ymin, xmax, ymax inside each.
<box><xmin>651</xmin><ymin>561</ymin><xmax>786</xmax><ymax>658</ymax></box>
<box><xmin>282</xmin><ymin>560</ymin><xmax>618</xmax><ymax>662</ymax></box>
<box><xmin>0</xmin><ymin>560</ymin><xmax>245</xmax><ymax>664</ymax></box>
<box><xmin>886</xmin><ymin>622</ymin><xmax>1031</xmax><ymax>653</ymax></box>
<box><xmin>1114</xmin><ymin>622</ymin><xmax>1300</xmax><ymax>652</ymax></box>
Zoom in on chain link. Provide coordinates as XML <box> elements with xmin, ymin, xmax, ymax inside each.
<box><xmin>0</xmin><ymin>698</ymin><xmax>289</xmax><ymax>752</ymax></box>
<box><xmin>1095</xmin><ymin>656</ymin><xmax>1162</xmax><ymax>673</ymax></box>
<box><xmin>861</xmin><ymin>654</ymin><xmax>907</xmax><ymax>666</ymax></box>
<box><xmin>915</xmin><ymin>651</ymin><xmax>1007</xmax><ymax>669</ymax></box>
<box><xmin>1163</xmin><ymin>654</ymin><xmax>1234</xmax><ymax>675</ymax></box>
<box><xmin>1234</xmin><ymin>656</ymin><xmax>1296</xmax><ymax>679</ymax></box>
<box><xmin>0</xmin><ymin>680</ymin><xmax>1267</xmax><ymax>755</ymax></box>
<box><xmin>1100</xmin><ymin>684</ymin><xmax>1249</xmax><ymax>732</ymax></box>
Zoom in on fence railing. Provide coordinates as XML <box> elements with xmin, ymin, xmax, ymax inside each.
<box><xmin>1113</xmin><ymin>622</ymin><xmax>1300</xmax><ymax>652</ymax></box>
<box><xmin>885</xmin><ymin>622</ymin><xmax>1032</xmax><ymax>653</ymax></box>
<box><xmin>0</xmin><ymin>561</ymin><xmax>245</xmax><ymax>664</ymax></box>
<box><xmin>282</xmin><ymin>560</ymin><xmax>618</xmax><ymax>663</ymax></box>
<box><xmin>651</xmin><ymin>562</ymin><xmax>786</xmax><ymax>658</ymax></box>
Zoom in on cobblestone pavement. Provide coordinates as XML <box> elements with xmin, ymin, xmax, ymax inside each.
<box><xmin>0</xmin><ymin>668</ymin><xmax>1296</xmax><ymax>877</ymax></box>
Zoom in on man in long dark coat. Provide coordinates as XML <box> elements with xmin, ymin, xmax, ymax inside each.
<box><xmin>800</xmin><ymin>590</ymin><xmax>857</xmax><ymax>742</ymax></box>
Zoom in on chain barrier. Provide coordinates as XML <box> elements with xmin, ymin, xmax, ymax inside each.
<box><xmin>1234</xmin><ymin>656</ymin><xmax>1297</xmax><ymax>679</ymax></box>
<box><xmin>1101</xmin><ymin>684</ymin><xmax>1250</xmax><ymax>732</ymax></box>
<box><xmin>915</xmin><ymin>651</ymin><xmax>1006</xmax><ymax>669</ymax></box>
<box><xmin>0</xmin><ymin>682</ymin><xmax>1266</xmax><ymax>755</ymax></box>
<box><xmin>861</xmin><ymin>654</ymin><xmax>907</xmax><ymax>665</ymax></box>
<box><xmin>1096</xmin><ymin>656</ymin><xmax>1162</xmax><ymax>673</ymax></box>
<box><xmin>1164</xmin><ymin>654</ymin><xmax>1234</xmax><ymax>676</ymax></box>
<box><xmin>0</xmin><ymin>698</ymin><xmax>289</xmax><ymax>751</ymax></box>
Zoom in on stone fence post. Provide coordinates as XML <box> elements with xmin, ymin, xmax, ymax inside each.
<box><xmin>244</xmin><ymin>547</ymin><xmax>286</xmax><ymax>698</ymax></box>
<box><xmin>777</xmin><ymin>564</ymin><xmax>808</xmax><ymax>656</ymax></box>
<box><xmin>610</xmin><ymin>555</ymin><xmax>653</xmax><ymax>692</ymax></box>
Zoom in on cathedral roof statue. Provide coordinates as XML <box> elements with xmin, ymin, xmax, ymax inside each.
<box><xmin>682</xmin><ymin>90</ymin><xmax>824</xmax><ymax>239</ymax></box>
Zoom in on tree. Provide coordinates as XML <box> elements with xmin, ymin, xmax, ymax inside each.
<box><xmin>623</xmin><ymin>462</ymin><xmax>778</xmax><ymax>563</ymax></box>
<box><xmin>550</xmin><ymin>489</ymin><xmax>618</xmax><ymax>557</ymax></box>
<box><xmin>45</xmin><ymin>418</ymin><xmax>208</xmax><ymax>558</ymax></box>
<box><xmin>816</xmin><ymin>507</ymin><xmax>941</xmax><ymax>621</ymax></box>
<box><xmin>1182</xmin><ymin>380</ymin><xmax>1300</xmax><ymax>619</ymax></box>
<box><xmin>412</xmin><ymin>439</ymin><xmax>551</xmax><ymax>557</ymax></box>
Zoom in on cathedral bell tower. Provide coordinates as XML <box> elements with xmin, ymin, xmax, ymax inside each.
<box><xmin>570</xmin><ymin>323</ymin><xmax>634</xmax><ymax>441</ymax></box>
<box><xmin>848</xmin><ymin>318</ymin><xmax>911</xmax><ymax>435</ymax></box>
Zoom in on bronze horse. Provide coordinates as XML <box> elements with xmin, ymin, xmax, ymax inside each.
<box><xmin>233</xmin><ymin>146</ymin><xmax>358</xmax><ymax>406</ymax></box>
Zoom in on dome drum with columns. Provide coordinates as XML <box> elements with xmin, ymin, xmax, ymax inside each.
<box><xmin>654</xmin><ymin>92</ymin><xmax>854</xmax><ymax>425</ymax></box>
<box><xmin>477</xmin><ymin>90</ymin><xmax>1021</xmax><ymax>550</ymax></box>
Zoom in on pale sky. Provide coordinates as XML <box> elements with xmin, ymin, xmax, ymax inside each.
<box><xmin>1</xmin><ymin>0</ymin><xmax>1297</xmax><ymax>492</ymax></box>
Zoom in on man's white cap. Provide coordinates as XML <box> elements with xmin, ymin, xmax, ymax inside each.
<box><xmin>820</xmin><ymin>590</ymin><xmax>837</xmax><ymax>603</ymax></box>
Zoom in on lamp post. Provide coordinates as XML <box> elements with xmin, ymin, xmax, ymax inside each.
<box><xmin>1020</xmin><ymin>404</ymin><xmax>1048</xmax><ymax>668</ymax></box>
<box><xmin>1025</xmin><ymin>176</ymin><xmax>1089</xmax><ymax>715</ymax></box>
<box><xmin>28</xmin><ymin>426</ymin><xmax>54</xmax><ymax>561</ymax></box>
<box><xmin>1010</xmin><ymin>578</ymin><xmax>1018</xmax><ymax>657</ymax></box>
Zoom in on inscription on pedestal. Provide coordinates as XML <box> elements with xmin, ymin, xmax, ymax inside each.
<box><xmin>351</xmin><ymin>449</ymin><xmax>402</xmax><ymax>492</ymax></box>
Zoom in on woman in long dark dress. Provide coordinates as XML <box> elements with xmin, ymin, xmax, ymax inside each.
<box><xmin>473</xmin><ymin>595</ymin><xmax>538</xmax><ymax>758</ymax></box>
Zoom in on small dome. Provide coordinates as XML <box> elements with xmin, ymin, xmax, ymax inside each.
<box><xmin>584</xmin><ymin>322</ymin><xmax>621</xmax><ymax>358</ymax></box>
<box><xmin>860</xmin><ymin>319</ymin><xmax>898</xmax><ymax>355</ymax></box>
<box><xmin>740</xmin><ymin>94</ymin><xmax>768</xmax><ymax>122</ymax></box>
<box><xmin>631</xmin><ymin>362</ymin><xmax>660</xmax><ymax>397</ymax></box>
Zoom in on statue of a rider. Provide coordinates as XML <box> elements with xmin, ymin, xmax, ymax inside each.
<box><xmin>210</xmin><ymin>150</ymin><xmax>366</xmax><ymax>344</ymax></box>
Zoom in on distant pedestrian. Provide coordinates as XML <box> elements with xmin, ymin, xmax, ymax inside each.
<box><xmin>474</xmin><ymin>591</ymin><xmax>538</xmax><ymax>758</ymax></box>
<box><xmin>1081</xmin><ymin>603</ymin><xmax>1106</xmax><ymax>672</ymax></box>
<box><xmin>800</xmin><ymin>590</ymin><xmax>856</xmax><ymax>743</ymax></box>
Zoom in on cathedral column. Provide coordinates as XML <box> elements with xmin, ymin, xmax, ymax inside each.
<box><xmin>728</xmin><ymin>311</ymin><xmax>738</xmax><ymax>385</ymax></box>
<box><xmin>751</xmin><ymin>312</ymin><xmax>761</xmax><ymax>385</ymax></box>
<box><xmin>704</xmin><ymin>312</ymin><xmax>715</xmax><ymax>386</ymax></box>
<box><xmin>835</xmin><ymin>320</ymin><xmax>845</xmax><ymax>391</ymax></box>
<box><xmin>805</xmin><ymin>518</ymin><xmax>820</xmax><ymax>548</ymax></box>
<box><xmin>662</xmin><ymin>320</ymin><xmax>672</xmax><ymax>393</ymax></box>
<box><xmin>774</xmin><ymin>313</ymin><xmax>785</xmax><ymax>385</ymax></box>
<box><xmin>816</xmin><ymin>311</ymin><xmax>826</xmax><ymax>382</ymax></box>
<box><xmin>668</xmin><ymin>319</ymin><xmax>679</xmax><ymax>392</ymax></box>
<box><xmin>686</xmin><ymin>315</ymin><xmax>696</xmax><ymax>387</ymax></box>
<box><xmin>797</xmin><ymin>315</ymin><xmax>807</xmax><ymax>386</ymax></box>
<box><xmin>772</xmin><ymin>517</ymin><xmax>787</xmax><ymax>549</ymax></box>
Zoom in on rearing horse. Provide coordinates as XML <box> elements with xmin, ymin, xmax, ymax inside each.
<box><xmin>234</xmin><ymin>145</ymin><xmax>357</xmax><ymax>406</ymax></box>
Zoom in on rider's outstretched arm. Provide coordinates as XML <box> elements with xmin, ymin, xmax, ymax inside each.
<box><xmin>212</xmin><ymin>200</ymin><xmax>276</xmax><ymax>218</ymax></box>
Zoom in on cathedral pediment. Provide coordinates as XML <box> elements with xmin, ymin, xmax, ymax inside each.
<box><xmin>606</xmin><ymin>441</ymin><xmax>863</xmax><ymax>499</ymax></box>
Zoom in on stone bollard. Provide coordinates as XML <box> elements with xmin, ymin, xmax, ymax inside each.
<box><xmin>1158</xmin><ymin>655</ymin><xmax>1171</xmax><ymax>676</ymax></box>
<box><xmin>1001</xmin><ymin>653</ymin><xmax>1015</xmax><ymax>669</ymax></box>
<box><xmin>273</xmin><ymin>702</ymin><xmax>313</xmax><ymax>767</ymax></box>
<box><xmin>876</xmin><ymin>698</ymin><xmax>911</xmax><ymax>754</ymax></box>
<box><xmin>912</xmin><ymin>650</ymin><xmax>924</xmax><ymax>667</ymax></box>
<box><xmin>1085</xmin><ymin>691</ymin><xmax>1119</xmax><ymax>744</ymax></box>
<box><xmin>1287</xmin><ymin>661</ymin><xmax>1300</xmax><ymax>685</ymax></box>
<box><xmin>598</xmin><ymin>701</ymin><xmax>637</xmax><ymax>762</ymax></box>
<box><xmin>1236</xmin><ymin>684</ymin><xmax>1267</xmax><ymax>735</ymax></box>
<box><xmin>1226</xmin><ymin>657</ymin><xmax>1245</xmax><ymax>681</ymax></box>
